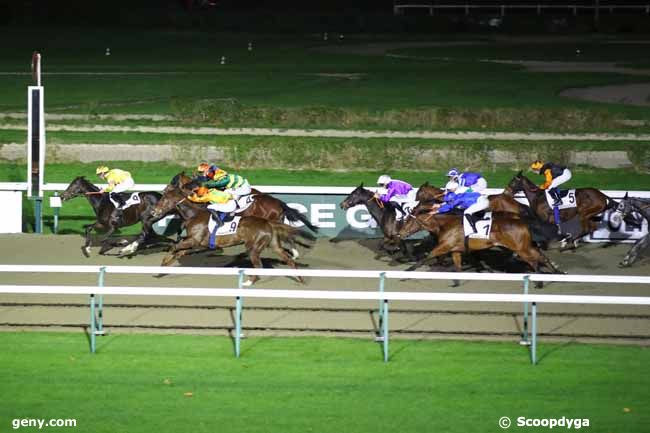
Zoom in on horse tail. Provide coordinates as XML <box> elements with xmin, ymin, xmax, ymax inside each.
<box><xmin>280</xmin><ymin>202</ymin><xmax>319</xmax><ymax>233</ymax></box>
<box><xmin>270</xmin><ymin>222</ymin><xmax>317</xmax><ymax>250</ymax></box>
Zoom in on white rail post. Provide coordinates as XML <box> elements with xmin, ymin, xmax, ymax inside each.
<box><xmin>89</xmin><ymin>294</ymin><xmax>96</xmax><ymax>354</ymax></box>
<box><xmin>382</xmin><ymin>298</ymin><xmax>389</xmax><ymax>363</ymax></box>
<box><xmin>531</xmin><ymin>302</ymin><xmax>538</xmax><ymax>365</ymax></box>
<box><xmin>520</xmin><ymin>275</ymin><xmax>531</xmax><ymax>346</ymax></box>
<box><xmin>235</xmin><ymin>270</ymin><xmax>245</xmax><ymax>358</ymax></box>
<box><xmin>376</xmin><ymin>272</ymin><xmax>386</xmax><ymax>342</ymax></box>
<box><xmin>96</xmin><ymin>267</ymin><xmax>105</xmax><ymax>334</ymax></box>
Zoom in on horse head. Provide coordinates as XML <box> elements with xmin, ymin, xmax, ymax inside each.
<box><xmin>60</xmin><ymin>176</ymin><xmax>98</xmax><ymax>201</ymax></box>
<box><xmin>416</xmin><ymin>182</ymin><xmax>444</xmax><ymax>202</ymax></box>
<box><xmin>151</xmin><ymin>185</ymin><xmax>186</xmax><ymax>219</ymax></box>
<box><xmin>340</xmin><ymin>183</ymin><xmax>373</xmax><ymax>210</ymax></box>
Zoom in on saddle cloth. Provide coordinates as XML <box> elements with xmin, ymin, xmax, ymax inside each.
<box><xmin>545</xmin><ymin>189</ymin><xmax>577</xmax><ymax>210</ymax></box>
<box><xmin>208</xmin><ymin>215</ymin><xmax>241</xmax><ymax>236</ymax></box>
<box><xmin>234</xmin><ymin>194</ymin><xmax>255</xmax><ymax>213</ymax></box>
<box><xmin>109</xmin><ymin>192</ymin><xmax>141</xmax><ymax>210</ymax></box>
<box><xmin>463</xmin><ymin>211</ymin><xmax>493</xmax><ymax>239</ymax></box>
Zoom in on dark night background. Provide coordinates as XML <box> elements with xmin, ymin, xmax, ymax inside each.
<box><xmin>0</xmin><ymin>0</ymin><xmax>648</xmax><ymax>33</ymax></box>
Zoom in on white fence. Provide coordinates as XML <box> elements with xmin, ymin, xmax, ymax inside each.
<box><xmin>1</xmin><ymin>264</ymin><xmax>649</xmax><ymax>363</ymax></box>
<box><xmin>393</xmin><ymin>2</ymin><xmax>650</xmax><ymax>16</ymax></box>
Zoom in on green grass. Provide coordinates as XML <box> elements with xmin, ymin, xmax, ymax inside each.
<box><xmin>0</xmin><ymin>332</ymin><xmax>647</xmax><ymax>433</ymax></box>
<box><xmin>1</xmin><ymin>29</ymin><xmax>650</xmax><ymax>131</ymax></box>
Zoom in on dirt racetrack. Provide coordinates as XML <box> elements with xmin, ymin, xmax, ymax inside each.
<box><xmin>0</xmin><ymin>234</ymin><xmax>649</xmax><ymax>346</ymax></box>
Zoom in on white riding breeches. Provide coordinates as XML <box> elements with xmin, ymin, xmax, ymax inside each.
<box><xmin>464</xmin><ymin>196</ymin><xmax>489</xmax><ymax>215</ymax></box>
<box><xmin>457</xmin><ymin>177</ymin><xmax>488</xmax><ymax>194</ymax></box>
<box><xmin>208</xmin><ymin>201</ymin><xmax>237</xmax><ymax>213</ymax></box>
<box><xmin>549</xmin><ymin>169</ymin><xmax>572</xmax><ymax>189</ymax></box>
<box><xmin>225</xmin><ymin>180</ymin><xmax>252</xmax><ymax>200</ymax></box>
<box><xmin>110</xmin><ymin>177</ymin><xmax>134</xmax><ymax>194</ymax></box>
<box><xmin>389</xmin><ymin>189</ymin><xmax>417</xmax><ymax>203</ymax></box>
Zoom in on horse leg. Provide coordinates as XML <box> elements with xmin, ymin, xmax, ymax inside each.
<box><xmin>81</xmin><ymin>223</ymin><xmax>98</xmax><ymax>257</ymax></box>
<box><xmin>243</xmin><ymin>245</ymin><xmax>263</xmax><ymax>287</ymax></box>
<box><xmin>619</xmin><ymin>234</ymin><xmax>649</xmax><ymax>267</ymax></box>
<box><xmin>161</xmin><ymin>237</ymin><xmax>196</xmax><ymax>266</ymax></box>
<box><xmin>98</xmin><ymin>226</ymin><xmax>118</xmax><ymax>255</ymax></box>
<box><xmin>270</xmin><ymin>237</ymin><xmax>303</xmax><ymax>284</ymax></box>
<box><xmin>450</xmin><ymin>251</ymin><xmax>463</xmax><ymax>287</ymax></box>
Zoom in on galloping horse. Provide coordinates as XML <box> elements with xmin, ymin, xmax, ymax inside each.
<box><xmin>60</xmin><ymin>176</ymin><xmax>162</xmax><ymax>256</ymax></box>
<box><xmin>616</xmin><ymin>193</ymin><xmax>650</xmax><ymax>267</ymax></box>
<box><xmin>169</xmin><ymin>172</ymin><xmax>319</xmax><ymax>233</ymax></box>
<box><xmin>416</xmin><ymin>181</ymin><xmax>531</xmax><ymax>216</ymax></box>
<box><xmin>506</xmin><ymin>171</ymin><xmax>618</xmax><ymax>246</ymax></box>
<box><xmin>397</xmin><ymin>203</ymin><xmax>562</xmax><ymax>285</ymax></box>
<box><xmin>339</xmin><ymin>184</ymin><xmax>409</xmax><ymax>254</ymax></box>
<box><xmin>151</xmin><ymin>185</ymin><xmax>314</xmax><ymax>286</ymax></box>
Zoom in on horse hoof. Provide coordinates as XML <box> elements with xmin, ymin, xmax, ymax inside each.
<box><xmin>81</xmin><ymin>246</ymin><xmax>91</xmax><ymax>257</ymax></box>
<box><xmin>450</xmin><ymin>279</ymin><xmax>460</xmax><ymax>287</ymax></box>
<box><xmin>119</xmin><ymin>241</ymin><xmax>139</xmax><ymax>256</ymax></box>
<box><xmin>619</xmin><ymin>260</ymin><xmax>629</xmax><ymax>268</ymax></box>
<box><xmin>242</xmin><ymin>279</ymin><xmax>254</xmax><ymax>287</ymax></box>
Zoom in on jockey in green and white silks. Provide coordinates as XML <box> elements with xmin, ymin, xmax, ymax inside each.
<box><xmin>201</xmin><ymin>167</ymin><xmax>252</xmax><ymax>206</ymax></box>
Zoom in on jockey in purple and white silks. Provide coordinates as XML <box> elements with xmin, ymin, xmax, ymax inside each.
<box><xmin>376</xmin><ymin>175</ymin><xmax>415</xmax><ymax>203</ymax></box>
<box><xmin>445</xmin><ymin>168</ymin><xmax>488</xmax><ymax>194</ymax></box>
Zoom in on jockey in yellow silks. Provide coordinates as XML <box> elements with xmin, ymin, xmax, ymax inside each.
<box><xmin>96</xmin><ymin>166</ymin><xmax>135</xmax><ymax>211</ymax></box>
<box><xmin>187</xmin><ymin>186</ymin><xmax>235</xmax><ymax>230</ymax></box>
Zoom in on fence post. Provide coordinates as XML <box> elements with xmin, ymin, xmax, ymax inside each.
<box><xmin>531</xmin><ymin>302</ymin><xmax>538</xmax><ymax>365</ymax></box>
<box><xmin>382</xmin><ymin>299</ymin><xmax>389</xmax><ymax>363</ymax></box>
<box><xmin>53</xmin><ymin>191</ymin><xmax>59</xmax><ymax>234</ymax></box>
<box><xmin>375</xmin><ymin>272</ymin><xmax>386</xmax><ymax>342</ymax></box>
<box><xmin>89</xmin><ymin>294</ymin><xmax>96</xmax><ymax>354</ymax></box>
<box><xmin>96</xmin><ymin>266</ymin><xmax>105</xmax><ymax>334</ymax></box>
<box><xmin>235</xmin><ymin>269</ymin><xmax>245</xmax><ymax>358</ymax></box>
<box><xmin>520</xmin><ymin>275</ymin><xmax>531</xmax><ymax>346</ymax></box>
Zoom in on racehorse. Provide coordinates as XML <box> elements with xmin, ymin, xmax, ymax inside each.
<box><xmin>416</xmin><ymin>181</ymin><xmax>531</xmax><ymax>216</ymax></box>
<box><xmin>506</xmin><ymin>171</ymin><xmax>618</xmax><ymax>247</ymax></box>
<box><xmin>60</xmin><ymin>176</ymin><xmax>163</xmax><ymax>257</ymax></box>
<box><xmin>151</xmin><ymin>184</ymin><xmax>314</xmax><ymax>286</ymax></box>
<box><xmin>397</xmin><ymin>203</ymin><xmax>562</xmax><ymax>286</ymax></box>
<box><xmin>616</xmin><ymin>193</ymin><xmax>650</xmax><ymax>267</ymax></box>
<box><xmin>169</xmin><ymin>172</ymin><xmax>319</xmax><ymax>233</ymax></box>
<box><xmin>339</xmin><ymin>184</ymin><xmax>409</xmax><ymax>254</ymax></box>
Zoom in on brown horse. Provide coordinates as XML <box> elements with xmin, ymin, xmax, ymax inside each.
<box><xmin>152</xmin><ymin>185</ymin><xmax>314</xmax><ymax>286</ymax></box>
<box><xmin>60</xmin><ymin>176</ymin><xmax>164</xmax><ymax>257</ymax></box>
<box><xmin>397</xmin><ymin>203</ymin><xmax>562</xmax><ymax>285</ymax></box>
<box><xmin>416</xmin><ymin>181</ymin><xmax>531</xmax><ymax>216</ymax></box>
<box><xmin>505</xmin><ymin>171</ymin><xmax>618</xmax><ymax>246</ymax></box>
<box><xmin>169</xmin><ymin>172</ymin><xmax>318</xmax><ymax>233</ymax></box>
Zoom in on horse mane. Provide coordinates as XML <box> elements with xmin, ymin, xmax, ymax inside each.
<box><xmin>77</xmin><ymin>176</ymin><xmax>100</xmax><ymax>192</ymax></box>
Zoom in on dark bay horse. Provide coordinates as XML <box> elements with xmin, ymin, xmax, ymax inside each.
<box><xmin>506</xmin><ymin>171</ymin><xmax>618</xmax><ymax>246</ymax></box>
<box><xmin>339</xmin><ymin>184</ymin><xmax>409</xmax><ymax>254</ymax></box>
<box><xmin>397</xmin><ymin>203</ymin><xmax>562</xmax><ymax>285</ymax></box>
<box><xmin>169</xmin><ymin>173</ymin><xmax>318</xmax><ymax>233</ymax></box>
<box><xmin>616</xmin><ymin>193</ymin><xmax>650</xmax><ymax>267</ymax></box>
<box><xmin>416</xmin><ymin>181</ymin><xmax>531</xmax><ymax>216</ymax></box>
<box><xmin>151</xmin><ymin>185</ymin><xmax>314</xmax><ymax>286</ymax></box>
<box><xmin>60</xmin><ymin>176</ymin><xmax>162</xmax><ymax>257</ymax></box>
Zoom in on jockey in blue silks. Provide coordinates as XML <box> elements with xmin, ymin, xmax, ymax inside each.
<box><xmin>445</xmin><ymin>168</ymin><xmax>488</xmax><ymax>193</ymax></box>
<box><xmin>437</xmin><ymin>183</ymin><xmax>489</xmax><ymax>234</ymax></box>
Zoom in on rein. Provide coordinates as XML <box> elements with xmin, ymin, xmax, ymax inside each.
<box><xmin>369</xmin><ymin>195</ymin><xmax>384</xmax><ymax>209</ymax></box>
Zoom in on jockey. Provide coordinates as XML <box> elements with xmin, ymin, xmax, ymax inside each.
<box><xmin>95</xmin><ymin>166</ymin><xmax>134</xmax><ymax>212</ymax></box>
<box><xmin>445</xmin><ymin>168</ymin><xmax>488</xmax><ymax>193</ymax></box>
<box><xmin>187</xmin><ymin>186</ymin><xmax>235</xmax><ymax>230</ymax></box>
<box><xmin>437</xmin><ymin>182</ymin><xmax>489</xmax><ymax>234</ymax></box>
<box><xmin>375</xmin><ymin>174</ymin><xmax>414</xmax><ymax>204</ymax></box>
<box><xmin>195</xmin><ymin>162</ymin><xmax>220</xmax><ymax>183</ymax></box>
<box><xmin>202</xmin><ymin>167</ymin><xmax>252</xmax><ymax>207</ymax></box>
<box><xmin>530</xmin><ymin>160</ymin><xmax>572</xmax><ymax>207</ymax></box>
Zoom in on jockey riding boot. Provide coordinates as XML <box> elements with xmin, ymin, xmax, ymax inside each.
<box><xmin>550</xmin><ymin>188</ymin><xmax>562</xmax><ymax>207</ymax></box>
<box><xmin>110</xmin><ymin>193</ymin><xmax>125</xmax><ymax>217</ymax></box>
<box><xmin>464</xmin><ymin>213</ymin><xmax>478</xmax><ymax>233</ymax></box>
<box><xmin>208</xmin><ymin>209</ymin><xmax>224</xmax><ymax>228</ymax></box>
